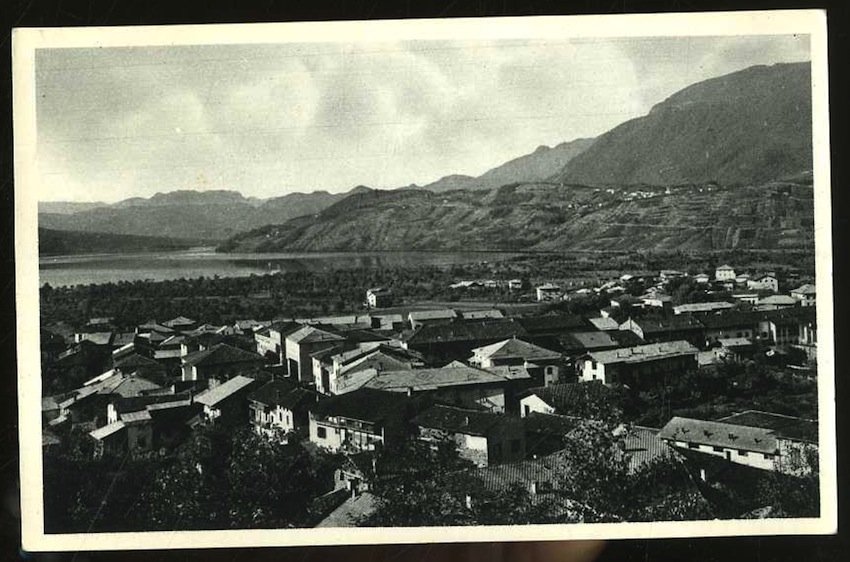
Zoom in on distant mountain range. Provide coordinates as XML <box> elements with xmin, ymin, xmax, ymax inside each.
<box><xmin>40</xmin><ymin>62</ymin><xmax>814</xmax><ymax>254</ymax></box>
<box><xmin>408</xmin><ymin>137</ymin><xmax>596</xmax><ymax>192</ymax></box>
<box><xmin>39</xmin><ymin>188</ymin><xmax>362</xmax><ymax>242</ymax></box>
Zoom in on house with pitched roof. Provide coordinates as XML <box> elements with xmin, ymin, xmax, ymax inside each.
<box><xmin>518</xmin><ymin>382</ymin><xmax>620</xmax><ymax>418</ymax></box>
<box><xmin>700</xmin><ymin>311</ymin><xmax>762</xmax><ymax>344</ymax></box>
<box><xmin>194</xmin><ymin>374</ymin><xmax>259</xmax><ymax>425</ymax></box>
<box><xmin>308</xmin><ymin>388</ymin><xmax>419</xmax><ymax>453</ymax></box>
<box><xmin>412</xmin><ymin>404</ymin><xmax>525</xmax><ymax>467</ymax></box>
<box><xmin>247</xmin><ymin>379</ymin><xmax>323</xmax><ymax>441</ymax></box>
<box><xmin>790</xmin><ymin>283</ymin><xmax>816</xmax><ymax>307</ymax></box>
<box><xmin>315</xmin><ymin>343</ymin><xmax>425</xmax><ymax>395</ymax></box>
<box><xmin>673</xmin><ymin>302</ymin><xmax>736</xmax><ymax>315</ymax></box>
<box><xmin>163</xmin><ymin>316</ymin><xmax>197</xmax><ymax>331</ymax></box>
<box><xmin>578</xmin><ymin>341</ymin><xmax>699</xmax><ymax>386</ymax></box>
<box><xmin>89</xmin><ymin>408</ymin><xmax>154</xmax><ymax>458</ymax></box>
<box><xmin>402</xmin><ymin>318</ymin><xmax>527</xmax><ymax>363</ymax></box>
<box><xmin>619</xmin><ymin>316</ymin><xmax>705</xmax><ymax>347</ymax></box>
<box><xmin>407</xmin><ymin>309</ymin><xmax>458</xmax><ymax>329</ymax></box>
<box><xmin>335</xmin><ymin>363</ymin><xmax>528</xmax><ymax>413</ymax></box>
<box><xmin>659</xmin><ymin>411</ymin><xmax>817</xmax><ymax>476</ymax></box>
<box><xmin>366</xmin><ymin>287</ymin><xmax>393</xmax><ymax>308</ymax></box>
<box><xmin>181</xmin><ymin>343</ymin><xmax>265</xmax><ymax>383</ymax></box>
<box><xmin>468</xmin><ymin>338</ymin><xmax>563</xmax><ymax>386</ymax></box>
<box><xmin>715</xmin><ymin>264</ymin><xmax>736</xmax><ymax>281</ymax></box>
<box><xmin>755</xmin><ymin>294</ymin><xmax>798</xmax><ymax>312</ymax></box>
<box><xmin>284</xmin><ymin>325</ymin><xmax>347</xmax><ymax>383</ymax></box>
<box><xmin>747</xmin><ymin>274</ymin><xmax>779</xmax><ymax>293</ymax></box>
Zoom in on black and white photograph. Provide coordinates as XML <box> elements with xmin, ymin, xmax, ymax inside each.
<box><xmin>12</xmin><ymin>10</ymin><xmax>835</xmax><ymax>551</ymax></box>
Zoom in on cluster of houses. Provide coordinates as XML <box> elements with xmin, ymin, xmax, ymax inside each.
<box><xmin>40</xmin><ymin>273</ymin><xmax>819</xmax><ymax>525</ymax></box>
<box><xmin>533</xmin><ymin>265</ymin><xmax>816</xmax><ymax>311</ymax></box>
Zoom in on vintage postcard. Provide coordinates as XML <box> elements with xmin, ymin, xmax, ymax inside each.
<box><xmin>13</xmin><ymin>10</ymin><xmax>835</xmax><ymax>551</ymax></box>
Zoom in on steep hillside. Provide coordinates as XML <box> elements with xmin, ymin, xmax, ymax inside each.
<box><xmin>38</xmin><ymin>228</ymin><xmax>200</xmax><ymax>256</ymax></box>
<box><xmin>555</xmin><ymin>62</ymin><xmax>812</xmax><ymax>186</ymax></box>
<box><xmin>411</xmin><ymin>137</ymin><xmax>595</xmax><ymax>193</ymax></box>
<box><xmin>219</xmin><ymin>176</ymin><xmax>813</xmax><ymax>253</ymax></box>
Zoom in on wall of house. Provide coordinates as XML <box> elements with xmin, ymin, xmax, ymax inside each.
<box><xmin>666</xmin><ymin>439</ymin><xmax>776</xmax><ymax>471</ymax></box>
<box><xmin>705</xmin><ymin>326</ymin><xmax>755</xmax><ymax>344</ymax></box>
<box><xmin>578</xmin><ymin>358</ymin><xmax>607</xmax><ymax>383</ymax></box>
<box><xmin>520</xmin><ymin>394</ymin><xmax>555</xmax><ymax>417</ymax></box>
<box><xmin>458</xmin><ymin>433</ymin><xmax>490</xmax><ymax>467</ymax></box>
<box><xmin>309</xmin><ymin>415</ymin><xmax>383</xmax><ymax>452</ymax></box>
<box><xmin>428</xmin><ymin>385</ymin><xmax>506</xmax><ymax>413</ymax></box>
<box><xmin>580</xmin><ymin>354</ymin><xmax>697</xmax><ymax>386</ymax></box>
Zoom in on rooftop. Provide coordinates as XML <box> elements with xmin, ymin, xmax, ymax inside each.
<box><xmin>623</xmin><ymin>316</ymin><xmax>704</xmax><ymax>334</ymax></box>
<box><xmin>471</xmin><ymin>338</ymin><xmax>561</xmax><ymax>362</ymax></box>
<box><xmin>362</xmin><ymin>365</ymin><xmax>513</xmax><ymax>393</ymax></box>
<box><xmin>521</xmin><ymin>383</ymin><xmax>619</xmax><ymax>415</ymax></box>
<box><xmin>718</xmin><ymin>410</ymin><xmax>817</xmax><ymax>443</ymax></box>
<box><xmin>758</xmin><ymin>295</ymin><xmax>798</xmax><ymax>306</ymax></box>
<box><xmin>791</xmin><ymin>283</ymin><xmax>816</xmax><ymax>295</ymax></box>
<box><xmin>311</xmin><ymin>388</ymin><xmax>415</xmax><ymax>426</ymax></box>
<box><xmin>588</xmin><ymin>340</ymin><xmax>698</xmax><ymax>364</ymax></box>
<box><xmin>183</xmin><ymin>343</ymin><xmax>264</xmax><ymax>367</ymax></box>
<box><xmin>194</xmin><ymin>375</ymin><xmax>257</xmax><ymax>407</ymax></box>
<box><xmin>659</xmin><ymin>416</ymin><xmax>777</xmax><ymax>454</ymax></box>
<box><xmin>286</xmin><ymin>325</ymin><xmax>347</xmax><ymax>345</ymax></box>
<box><xmin>413</xmin><ymin>404</ymin><xmax>518</xmax><ymax>437</ymax></box>
<box><xmin>589</xmin><ymin>317</ymin><xmax>620</xmax><ymax>331</ymax></box>
<box><xmin>89</xmin><ymin>421</ymin><xmax>126</xmax><ymax>440</ymax></box>
<box><xmin>247</xmin><ymin>379</ymin><xmax>320</xmax><ymax>411</ymax></box>
<box><xmin>405</xmin><ymin>318</ymin><xmax>527</xmax><ymax>346</ymax></box>
<box><xmin>408</xmin><ymin>309</ymin><xmax>458</xmax><ymax>321</ymax></box>
<box><xmin>673</xmin><ymin>302</ymin><xmax>735</xmax><ymax>314</ymax></box>
<box><xmin>163</xmin><ymin>316</ymin><xmax>196</xmax><ymax>328</ymax></box>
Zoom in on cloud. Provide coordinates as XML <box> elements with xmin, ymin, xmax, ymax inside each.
<box><xmin>34</xmin><ymin>35</ymin><xmax>810</xmax><ymax>202</ymax></box>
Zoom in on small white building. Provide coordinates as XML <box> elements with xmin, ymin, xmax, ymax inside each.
<box><xmin>715</xmin><ymin>264</ymin><xmax>736</xmax><ymax>281</ymax></box>
<box><xmin>790</xmin><ymin>283</ymin><xmax>816</xmax><ymax>307</ymax></box>
<box><xmin>535</xmin><ymin>283</ymin><xmax>562</xmax><ymax>302</ymax></box>
<box><xmin>747</xmin><ymin>274</ymin><xmax>779</xmax><ymax>293</ymax></box>
<box><xmin>366</xmin><ymin>287</ymin><xmax>392</xmax><ymax>308</ymax></box>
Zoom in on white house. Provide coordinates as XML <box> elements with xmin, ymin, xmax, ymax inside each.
<box><xmin>659</xmin><ymin>411</ymin><xmax>817</xmax><ymax>476</ymax></box>
<box><xmin>535</xmin><ymin>283</ymin><xmax>561</xmax><ymax>302</ymax></box>
<box><xmin>715</xmin><ymin>264</ymin><xmax>736</xmax><ymax>281</ymax></box>
<box><xmin>747</xmin><ymin>274</ymin><xmax>779</xmax><ymax>293</ymax></box>
<box><xmin>790</xmin><ymin>283</ymin><xmax>816</xmax><ymax>307</ymax></box>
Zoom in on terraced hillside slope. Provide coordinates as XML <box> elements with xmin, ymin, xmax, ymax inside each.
<box><xmin>219</xmin><ymin>175</ymin><xmax>813</xmax><ymax>253</ymax></box>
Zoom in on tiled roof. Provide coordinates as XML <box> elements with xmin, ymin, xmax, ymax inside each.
<box><xmin>587</xmin><ymin>341</ymin><xmax>698</xmax><ymax>364</ymax></box>
<box><xmin>362</xmin><ymin>365</ymin><xmax>511</xmax><ymax>393</ymax></box>
<box><xmin>791</xmin><ymin>283</ymin><xmax>816</xmax><ymax>295</ymax></box>
<box><xmin>620</xmin><ymin>425</ymin><xmax>672</xmax><ymax>473</ymax></box>
<box><xmin>485</xmin><ymin>365</ymin><xmax>533</xmax><ymax>381</ymax></box>
<box><xmin>517</xmin><ymin>314</ymin><xmax>588</xmax><ymax>334</ymax></box>
<box><xmin>163</xmin><ymin>316</ymin><xmax>196</xmax><ymax>328</ymax></box>
<box><xmin>89</xmin><ymin>421</ymin><xmax>126</xmax><ymax>440</ymax></box>
<box><xmin>559</xmin><ymin>331</ymin><xmax>618</xmax><ymax>352</ymax></box>
<box><xmin>311</xmin><ymin>388</ymin><xmax>414</xmax><ymax>425</ymax></box>
<box><xmin>114</xmin><ymin>353</ymin><xmax>163</xmax><ymax>371</ymax></box>
<box><xmin>405</xmin><ymin>319</ymin><xmax>527</xmax><ymax>346</ymax></box>
<box><xmin>699</xmin><ymin>311</ymin><xmax>763</xmax><ymax>329</ymax></box>
<box><xmin>659</xmin><ymin>416</ymin><xmax>777</xmax><ymax>454</ymax></box>
<box><xmin>607</xmin><ymin>330</ymin><xmax>646</xmax><ymax>347</ymax></box>
<box><xmin>248</xmin><ymin>379</ymin><xmax>320</xmax><ymax>410</ymax></box>
<box><xmin>475</xmin><ymin>457</ymin><xmax>557</xmax><ymax>493</ymax></box>
<box><xmin>183</xmin><ymin>343</ymin><xmax>263</xmax><ymax>367</ymax></box>
<box><xmin>471</xmin><ymin>338</ymin><xmax>561</xmax><ymax>362</ymax></box>
<box><xmin>408</xmin><ymin>309</ymin><xmax>457</xmax><ymax>321</ymax></box>
<box><xmin>461</xmin><ymin>309</ymin><xmax>505</xmax><ymax>320</ymax></box>
<box><xmin>623</xmin><ymin>316</ymin><xmax>704</xmax><ymax>334</ymax></box>
<box><xmin>523</xmin><ymin>411</ymin><xmax>577</xmax><ymax>436</ymax></box>
<box><xmin>522</xmin><ymin>383</ymin><xmax>618</xmax><ymax>415</ymax></box>
<box><xmin>120</xmin><ymin>410</ymin><xmax>152</xmax><ymax>424</ymax></box>
<box><xmin>286</xmin><ymin>325</ymin><xmax>346</xmax><ymax>345</ymax></box>
<box><xmin>194</xmin><ymin>375</ymin><xmax>257</xmax><ymax>407</ymax></box>
<box><xmin>718</xmin><ymin>410</ymin><xmax>817</xmax><ymax>443</ymax></box>
<box><xmin>412</xmin><ymin>404</ymin><xmax>517</xmax><ymax>437</ymax></box>
<box><xmin>673</xmin><ymin>302</ymin><xmax>735</xmax><ymax>314</ymax></box>
<box><xmin>589</xmin><ymin>317</ymin><xmax>620</xmax><ymax>331</ymax></box>
<box><xmin>758</xmin><ymin>295</ymin><xmax>798</xmax><ymax>306</ymax></box>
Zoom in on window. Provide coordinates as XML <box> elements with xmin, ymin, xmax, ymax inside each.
<box><xmin>713</xmin><ymin>446</ymin><xmax>724</xmax><ymax>453</ymax></box>
<box><xmin>317</xmin><ymin>426</ymin><xmax>327</xmax><ymax>439</ymax></box>
<box><xmin>738</xmin><ymin>450</ymin><xmax>749</xmax><ymax>457</ymax></box>
<box><xmin>763</xmin><ymin>453</ymin><xmax>774</xmax><ymax>460</ymax></box>
<box><xmin>688</xmin><ymin>442</ymin><xmax>699</xmax><ymax>449</ymax></box>
<box><xmin>523</xmin><ymin>405</ymin><xmax>531</xmax><ymax>416</ymax></box>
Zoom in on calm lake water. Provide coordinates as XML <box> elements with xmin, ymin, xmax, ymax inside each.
<box><xmin>39</xmin><ymin>248</ymin><xmax>519</xmax><ymax>288</ymax></box>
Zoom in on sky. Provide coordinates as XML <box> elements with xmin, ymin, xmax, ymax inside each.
<box><xmin>34</xmin><ymin>34</ymin><xmax>810</xmax><ymax>203</ymax></box>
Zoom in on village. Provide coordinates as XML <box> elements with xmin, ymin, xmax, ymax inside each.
<box><xmin>40</xmin><ymin>263</ymin><xmax>820</xmax><ymax>528</ymax></box>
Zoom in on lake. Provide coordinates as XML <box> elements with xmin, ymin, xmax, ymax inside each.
<box><xmin>38</xmin><ymin>248</ymin><xmax>520</xmax><ymax>288</ymax></box>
